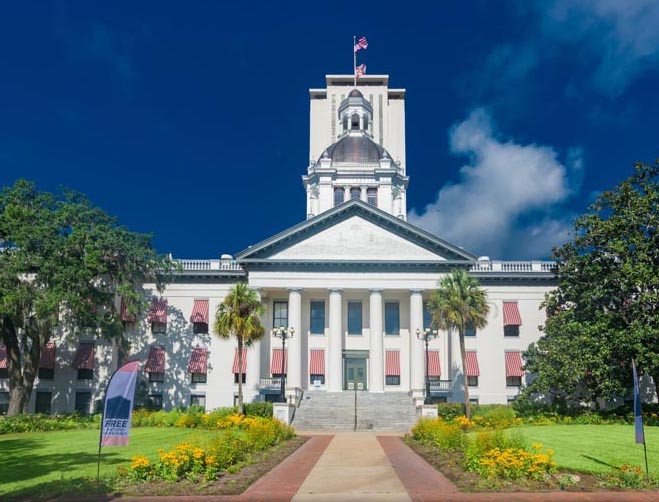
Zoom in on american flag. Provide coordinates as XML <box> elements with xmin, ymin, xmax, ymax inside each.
<box><xmin>354</xmin><ymin>36</ymin><xmax>368</xmax><ymax>52</ymax></box>
<box><xmin>355</xmin><ymin>64</ymin><xmax>367</xmax><ymax>78</ymax></box>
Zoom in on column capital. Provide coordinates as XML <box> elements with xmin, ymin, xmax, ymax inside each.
<box><xmin>327</xmin><ymin>288</ymin><xmax>343</xmax><ymax>293</ymax></box>
<box><xmin>409</xmin><ymin>288</ymin><xmax>424</xmax><ymax>294</ymax></box>
<box><xmin>369</xmin><ymin>288</ymin><xmax>383</xmax><ymax>294</ymax></box>
<box><xmin>287</xmin><ymin>287</ymin><xmax>303</xmax><ymax>294</ymax></box>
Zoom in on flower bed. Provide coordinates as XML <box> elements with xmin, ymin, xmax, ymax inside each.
<box><xmin>121</xmin><ymin>414</ymin><xmax>294</xmax><ymax>483</ymax></box>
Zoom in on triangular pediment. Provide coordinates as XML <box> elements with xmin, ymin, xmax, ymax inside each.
<box><xmin>235</xmin><ymin>199</ymin><xmax>476</xmax><ymax>263</ymax></box>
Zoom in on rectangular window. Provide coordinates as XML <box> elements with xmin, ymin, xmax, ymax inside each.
<box><xmin>310</xmin><ymin>374</ymin><xmax>325</xmax><ymax>385</ymax></box>
<box><xmin>385</xmin><ymin>375</ymin><xmax>401</xmax><ymax>385</ymax></box>
<box><xmin>193</xmin><ymin>322</ymin><xmax>208</xmax><ymax>334</ymax></box>
<box><xmin>423</xmin><ymin>306</ymin><xmax>432</xmax><ymax>330</ymax></box>
<box><xmin>273</xmin><ymin>301</ymin><xmax>288</xmax><ymax>329</ymax></box>
<box><xmin>233</xmin><ymin>373</ymin><xmax>246</xmax><ymax>384</ymax></box>
<box><xmin>465</xmin><ymin>324</ymin><xmax>477</xmax><ymax>337</ymax></box>
<box><xmin>385</xmin><ymin>302</ymin><xmax>400</xmax><ymax>335</ymax></box>
<box><xmin>38</xmin><ymin>368</ymin><xmax>54</xmax><ymax>380</ymax></box>
<box><xmin>152</xmin><ymin>321</ymin><xmax>167</xmax><ymax>334</ymax></box>
<box><xmin>506</xmin><ymin>376</ymin><xmax>522</xmax><ymax>387</ymax></box>
<box><xmin>190</xmin><ymin>394</ymin><xmax>206</xmax><ymax>410</ymax></box>
<box><xmin>367</xmin><ymin>187</ymin><xmax>378</xmax><ymax>206</ymax></box>
<box><xmin>350</xmin><ymin>187</ymin><xmax>361</xmax><ymax>200</ymax></box>
<box><xmin>75</xmin><ymin>391</ymin><xmax>92</xmax><ymax>415</ymax></box>
<box><xmin>507</xmin><ymin>397</ymin><xmax>517</xmax><ymax>404</ymax></box>
<box><xmin>0</xmin><ymin>391</ymin><xmax>9</xmax><ymax>415</ymax></box>
<box><xmin>149</xmin><ymin>372</ymin><xmax>165</xmax><ymax>383</ymax></box>
<box><xmin>347</xmin><ymin>301</ymin><xmax>362</xmax><ymax>335</ymax></box>
<box><xmin>149</xmin><ymin>394</ymin><xmax>163</xmax><ymax>410</ymax></box>
<box><xmin>77</xmin><ymin>368</ymin><xmax>93</xmax><ymax>380</ymax></box>
<box><xmin>334</xmin><ymin>187</ymin><xmax>345</xmax><ymax>206</ymax></box>
<box><xmin>272</xmin><ymin>373</ymin><xmax>286</xmax><ymax>379</ymax></box>
<box><xmin>310</xmin><ymin>301</ymin><xmax>325</xmax><ymax>334</ymax></box>
<box><xmin>467</xmin><ymin>376</ymin><xmax>479</xmax><ymax>387</ymax></box>
<box><xmin>0</xmin><ymin>368</ymin><xmax>8</xmax><ymax>380</ymax></box>
<box><xmin>191</xmin><ymin>372</ymin><xmax>207</xmax><ymax>384</ymax></box>
<box><xmin>504</xmin><ymin>325</ymin><xmax>520</xmax><ymax>337</ymax></box>
<box><xmin>35</xmin><ymin>391</ymin><xmax>52</xmax><ymax>414</ymax></box>
<box><xmin>469</xmin><ymin>398</ymin><xmax>479</xmax><ymax>405</ymax></box>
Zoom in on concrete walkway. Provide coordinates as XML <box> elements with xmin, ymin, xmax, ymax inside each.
<box><xmin>293</xmin><ymin>432</ymin><xmax>410</xmax><ymax>501</ymax></box>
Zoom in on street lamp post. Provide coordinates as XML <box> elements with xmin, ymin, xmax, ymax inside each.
<box><xmin>272</xmin><ymin>326</ymin><xmax>294</xmax><ymax>403</ymax></box>
<box><xmin>416</xmin><ymin>327</ymin><xmax>438</xmax><ymax>404</ymax></box>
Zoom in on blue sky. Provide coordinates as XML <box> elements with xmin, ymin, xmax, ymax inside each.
<box><xmin>1</xmin><ymin>1</ymin><xmax>657</xmax><ymax>259</ymax></box>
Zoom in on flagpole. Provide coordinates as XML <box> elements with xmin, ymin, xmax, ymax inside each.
<box><xmin>353</xmin><ymin>35</ymin><xmax>357</xmax><ymax>88</ymax></box>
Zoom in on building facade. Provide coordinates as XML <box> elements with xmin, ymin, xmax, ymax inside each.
<box><xmin>0</xmin><ymin>74</ymin><xmax>556</xmax><ymax>415</ymax></box>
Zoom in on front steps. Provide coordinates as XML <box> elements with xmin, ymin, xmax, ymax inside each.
<box><xmin>291</xmin><ymin>391</ymin><xmax>418</xmax><ymax>431</ymax></box>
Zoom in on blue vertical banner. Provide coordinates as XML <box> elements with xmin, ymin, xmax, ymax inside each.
<box><xmin>101</xmin><ymin>361</ymin><xmax>140</xmax><ymax>446</ymax></box>
<box><xmin>632</xmin><ymin>359</ymin><xmax>645</xmax><ymax>445</ymax></box>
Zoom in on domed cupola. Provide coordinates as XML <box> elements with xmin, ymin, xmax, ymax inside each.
<box><xmin>338</xmin><ymin>88</ymin><xmax>373</xmax><ymax>134</ymax></box>
<box><xmin>321</xmin><ymin>134</ymin><xmax>388</xmax><ymax>164</ymax></box>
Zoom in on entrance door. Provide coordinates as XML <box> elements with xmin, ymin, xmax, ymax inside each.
<box><xmin>344</xmin><ymin>357</ymin><xmax>367</xmax><ymax>391</ymax></box>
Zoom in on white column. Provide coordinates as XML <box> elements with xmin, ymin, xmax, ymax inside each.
<box><xmin>287</xmin><ymin>288</ymin><xmax>302</xmax><ymax>389</ymax></box>
<box><xmin>409</xmin><ymin>290</ymin><xmax>425</xmax><ymax>395</ymax></box>
<box><xmin>369</xmin><ymin>289</ymin><xmax>384</xmax><ymax>392</ymax></box>
<box><xmin>328</xmin><ymin>289</ymin><xmax>343</xmax><ymax>392</ymax></box>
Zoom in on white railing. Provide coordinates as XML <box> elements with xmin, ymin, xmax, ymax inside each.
<box><xmin>470</xmin><ymin>260</ymin><xmax>555</xmax><ymax>273</ymax></box>
<box><xmin>176</xmin><ymin>259</ymin><xmax>244</xmax><ymax>272</ymax></box>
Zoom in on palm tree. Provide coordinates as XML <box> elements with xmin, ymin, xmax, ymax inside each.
<box><xmin>213</xmin><ymin>283</ymin><xmax>265</xmax><ymax>413</ymax></box>
<box><xmin>427</xmin><ymin>268</ymin><xmax>489</xmax><ymax>418</ymax></box>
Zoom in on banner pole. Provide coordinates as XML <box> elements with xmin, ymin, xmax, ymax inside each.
<box><xmin>643</xmin><ymin>440</ymin><xmax>649</xmax><ymax>481</ymax></box>
<box><xmin>353</xmin><ymin>35</ymin><xmax>356</xmax><ymax>88</ymax></box>
<box><xmin>96</xmin><ymin>366</ymin><xmax>120</xmax><ymax>484</ymax></box>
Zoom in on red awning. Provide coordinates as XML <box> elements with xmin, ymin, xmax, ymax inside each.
<box><xmin>309</xmin><ymin>349</ymin><xmax>325</xmax><ymax>375</ymax></box>
<box><xmin>271</xmin><ymin>348</ymin><xmax>287</xmax><ymax>374</ymax></box>
<box><xmin>232</xmin><ymin>348</ymin><xmax>247</xmax><ymax>374</ymax></box>
<box><xmin>188</xmin><ymin>347</ymin><xmax>208</xmax><ymax>374</ymax></box>
<box><xmin>39</xmin><ymin>342</ymin><xmax>56</xmax><ymax>369</ymax></box>
<box><xmin>465</xmin><ymin>351</ymin><xmax>480</xmax><ymax>377</ymax></box>
<box><xmin>190</xmin><ymin>299</ymin><xmax>209</xmax><ymax>324</ymax></box>
<box><xmin>72</xmin><ymin>343</ymin><xmax>95</xmax><ymax>370</ymax></box>
<box><xmin>428</xmin><ymin>350</ymin><xmax>441</xmax><ymax>377</ymax></box>
<box><xmin>120</xmin><ymin>297</ymin><xmax>136</xmax><ymax>322</ymax></box>
<box><xmin>503</xmin><ymin>301</ymin><xmax>522</xmax><ymax>326</ymax></box>
<box><xmin>0</xmin><ymin>344</ymin><xmax>6</xmax><ymax>369</ymax></box>
<box><xmin>148</xmin><ymin>298</ymin><xmax>168</xmax><ymax>324</ymax></box>
<box><xmin>505</xmin><ymin>351</ymin><xmax>524</xmax><ymax>377</ymax></box>
<box><xmin>145</xmin><ymin>346</ymin><xmax>166</xmax><ymax>373</ymax></box>
<box><xmin>385</xmin><ymin>350</ymin><xmax>400</xmax><ymax>376</ymax></box>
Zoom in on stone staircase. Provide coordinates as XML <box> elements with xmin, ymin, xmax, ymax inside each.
<box><xmin>291</xmin><ymin>391</ymin><xmax>419</xmax><ymax>431</ymax></box>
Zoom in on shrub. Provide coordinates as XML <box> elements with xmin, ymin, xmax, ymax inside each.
<box><xmin>464</xmin><ymin>430</ymin><xmax>527</xmax><ymax>471</ymax></box>
<box><xmin>603</xmin><ymin>464</ymin><xmax>649</xmax><ymax>489</ymax></box>
<box><xmin>123</xmin><ymin>415</ymin><xmax>294</xmax><ymax>482</ymax></box>
<box><xmin>472</xmin><ymin>405</ymin><xmax>522</xmax><ymax>430</ymax></box>
<box><xmin>0</xmin><ymin>413</ymin><xmax>99</xmax><ymax>435</ymax></box>
<box><xmin>475</xmin><ymin>445</ymin><xmax>556</xmax><ymax>480</ymax></box>
<box><xmin>436</xmin><ymin>403</ymin><xmax>464</xmax><ymax>421</ymax></box>
<box><xmin>243</xmin><ymin>401</ymin><xmax>273</xmax><ymax>418</ymax></box>
<box><xmin>411</xmin><ymin>418</ymin><xmax>466</xmax><ymax>451</ymax></box>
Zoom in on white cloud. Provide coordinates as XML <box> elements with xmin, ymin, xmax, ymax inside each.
<box><xmin>408</xmin><ymin>109</ymin><xmax>581</xmax><ymax>259</ymax></box>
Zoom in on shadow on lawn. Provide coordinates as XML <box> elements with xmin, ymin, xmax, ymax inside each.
<box><xmin>0</xmin><ymin>438</ymin><xmax>126</xmax><ymax>485</ymax></box>
<box><xmin>581</xmin><ymin>454</ymin><xmax>617</xmax><ymax>470</ymax></box>
<box><xmin>3</xmin><ymin>476</ymin><xmax>118</xmax><ymax>501</ymax></box>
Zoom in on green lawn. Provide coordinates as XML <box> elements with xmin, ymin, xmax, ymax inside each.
<box><xmin>0</xmin><ymin>427</ymin><xmax>220</xmax><ymax>498</ymax></box>
<box><xmin>518</xmin><ymin>424</ymin><xmax>659</xmax><ymax>478</ymax></box>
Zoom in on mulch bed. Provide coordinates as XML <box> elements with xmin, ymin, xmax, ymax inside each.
<box><xmin>117</xmin><ymin>436</ymin><xmax>309</xmax><ymax>497</ymax></box>
<box><xmin>403</xmin><ymin>436</ymin><xmax>606</xmax><ymax>493</ymax></box>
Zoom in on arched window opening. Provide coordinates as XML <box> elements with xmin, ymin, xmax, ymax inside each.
<box><xmin>351</xmin><ymin>113</ymin><xmax>359</xmax><ymax>130</ymax></box>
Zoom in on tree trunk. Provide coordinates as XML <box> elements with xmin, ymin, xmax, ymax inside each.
<box><xmin>237</xmin><ymin>338</ymin><xmax>244</xmax><ymax>415</ymax></box>
<box><xmin>2</xmin><ymin>316</ymin><xmax>43</xmax><ymax>416</ymax></box>
<box><xmin>459</xmin><ymin>328</ymin><xmax>471</xmax><ymax>419</ymax></box>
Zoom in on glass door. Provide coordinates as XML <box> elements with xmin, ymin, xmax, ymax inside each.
<box><xmin>344</xmin><ymin>357</ymin><xmax>367</xmax><ymax>391</ymax></box>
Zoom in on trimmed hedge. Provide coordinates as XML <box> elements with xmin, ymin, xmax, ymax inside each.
<box><xmin>0</xmin><ymin>402</ymin><xmax>275</xmax><ymax>435</ymax></box>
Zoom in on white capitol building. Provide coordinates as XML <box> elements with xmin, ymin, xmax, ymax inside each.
<box><xmin>0</xmin><ymin>74</ymin><xmax>557</xmax><ymax>423</ymax></box>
